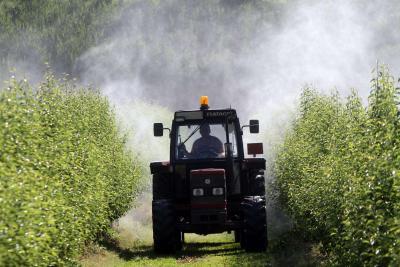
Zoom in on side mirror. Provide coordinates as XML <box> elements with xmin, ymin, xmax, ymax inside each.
<box><xmin>153</xmin><ymin>123</ymin><xmax>164</xmax><ymax>137</ymax></box>
<box><xmin>249</xmin><ymin>120</ymin><xmax>259</xmax><ymax>133</ymax></box>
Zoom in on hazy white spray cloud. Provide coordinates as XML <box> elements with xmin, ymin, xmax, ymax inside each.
<box><xmin>248</xmin><ymin>0</ymin><xmax>376</xmax><ymax>120</ymax></box>
<box><xmin>74</xmin><ymin>0</ymin><xmax>400</xmax><ymax>238</ymax></box>
<box><xmin>78</xmin><ymin>1</ymin><xmax>399</xmax><ymax>110</ymax></box>
<box><xmin>76</xmin><ymin>0</ymin><xmax>400</xmax><ymax>161</ymax></box>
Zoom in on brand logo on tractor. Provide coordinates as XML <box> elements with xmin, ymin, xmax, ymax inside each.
<box><xmin>204</xmin><ymin>178</ymin><xmax>211</xmax><ymax>184</ymax></box>
<box><xmin>205</xmin><ymin>111</ymin><xmax>235</xmax><ymax>117</ymax></box>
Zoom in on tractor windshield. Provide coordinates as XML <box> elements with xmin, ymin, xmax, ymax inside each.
<box><xmin>176</xmin><ymin>122</ymin><xmax>238</xmax><ymax>160</ymax></box>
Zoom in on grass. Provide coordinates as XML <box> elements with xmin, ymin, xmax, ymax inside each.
<box><xmin>81</xmin><ymin>233</ymin><xmax>273</xmax><ymax>267</ymax></box>
<box><xmin>80</xmin><ymin>193</ymin><xmax>325</xmax><ymax>267</ymax></box>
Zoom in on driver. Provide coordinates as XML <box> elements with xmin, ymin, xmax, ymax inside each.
<box><xmin>180</xmin><ymin>124</ymin><xmax>224</xmax><ymax>158</ymax></box>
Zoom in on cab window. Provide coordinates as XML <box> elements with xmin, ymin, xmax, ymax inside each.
<box><xmin>176</xmin><ymin>122</ymin><xmax>238</xmax><ymax>159</ymax></box>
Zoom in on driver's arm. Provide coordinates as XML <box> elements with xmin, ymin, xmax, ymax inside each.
<box><xmin>215</xmin><ymin>138</ymin><xmax>224</xmax><ymax>158</ymax></box>
<box><xmin>190</xmin><ymin>140</ymin><xmax>199</xmax><ymax>156</ymax></box>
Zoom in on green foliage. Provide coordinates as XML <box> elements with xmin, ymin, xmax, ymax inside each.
<box><xmin>0</xmin><ymin>74</ymin><xmax>141</xmax><ymax>265</ymax></box>
<box><xmin>0</xmin><ymin>0</ymin><xmax>119</xmax><ymax>71</ymax></box>
<box><xmin>0</xmin><ymin>0</ymin><xmax>288</xmax><ymax>78</ymax></box>
<box><xmin>275</xmin><ymin>66</ymin><xmax>400</xmax><ymax>265</ymax></box>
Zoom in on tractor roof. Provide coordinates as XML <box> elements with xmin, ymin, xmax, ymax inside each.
<box><xmin>174</xmin><ymin>108</ymin><xmax>237</xmax><ymax>122</ymax></box>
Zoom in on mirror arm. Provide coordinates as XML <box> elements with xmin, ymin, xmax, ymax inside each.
<box><xmin>164</xmin><ymin>128</ymin><xmax>171</xmax><ymax>138</ymax></box>
<box><xmin>241</xmin><ymin>123</ymin><xmax>259</xmax><ymax>130</ymax></box>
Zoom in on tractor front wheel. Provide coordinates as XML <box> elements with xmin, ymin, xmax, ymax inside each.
<box><xmin>152</xmin><ymin>199</ymin><xmax>182</xmax><ymax>253</ymax></box>
<box><xmin>234</xmin><ymin>230</ymin><xmax>241</xmax><ymax>243</ymax></box>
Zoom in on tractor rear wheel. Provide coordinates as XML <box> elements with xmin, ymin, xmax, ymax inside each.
<box><xmin>152</xmin><ymin>199</ymin><xmax>182</xmax><ymax>253</ymax></box>
<box><xmin>241</xmin><ymin>197</ymin><xmax>267</xmax><ymax>252</ymax></box>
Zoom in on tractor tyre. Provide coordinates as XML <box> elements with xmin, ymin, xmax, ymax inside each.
<box><xmin>240</xmin><ymin>228</ymin><xmax>246</xmax><ymax>249</ymax></box>
<box><xmin>234</xmin><ymin>230</ymin><xmax>241</xmax><ymax>243</ymax></box>
<box><xmin>152</xmin><ymin>199</ymin><xmax>182</xmax><ymax>253</ymax></box>
<box><xmin>152</xmin><ymin>174</ymin><xmax>172</xmax><ymax>200</ymax></box>
<box><xmin>241</xmin><ymin>197</ymin><xmax>267</xmax><ymax>252</ymax></box>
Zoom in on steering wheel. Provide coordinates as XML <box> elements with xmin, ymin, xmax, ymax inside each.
<box><xmin>194</xmin><ymin>148</ymin><xmax>219</xmax><ymax>158</ymax></box>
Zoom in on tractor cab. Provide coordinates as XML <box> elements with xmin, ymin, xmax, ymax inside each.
<box><xmin>150</xmin><ymin>96</ymin><xmax>267</xmax><ymax>253</ymax></box>
<box><xmin>154</xmin><ymin>96</ymin><xmax>260</xmax><ymax>162</ymax></box>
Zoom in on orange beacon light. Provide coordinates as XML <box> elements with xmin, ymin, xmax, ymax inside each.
<box><xmin>200</xmin><ymin>96</ymin><xmax>209</xmax><ymax>110</ymax></box>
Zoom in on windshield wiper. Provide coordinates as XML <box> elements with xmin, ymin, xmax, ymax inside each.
<box><xmin>181</xmin><ymin>123</ymin><xmax>203</xmax><ymax>145</ymax></box>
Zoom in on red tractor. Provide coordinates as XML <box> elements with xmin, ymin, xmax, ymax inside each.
<box><xmin>151</xmin><ymin>96</ymin><xmax>267</xmax><ymax>252</ymax></box>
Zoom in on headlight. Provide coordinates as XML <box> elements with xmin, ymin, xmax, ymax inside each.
<box><xmin>212</xmin><ymin>187</ymin><xmax>224</xmax><ymax>196</ymax></box>
<box><xmin>193</xmin><ymin>188</ymin><xmax>204</xmax><ymax>196</ymax></box>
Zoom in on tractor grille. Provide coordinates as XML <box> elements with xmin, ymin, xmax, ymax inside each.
<box><xmin>190</xmin><ymin>168</ymin><xmax>227</xmax><ymax>224</ymax></box>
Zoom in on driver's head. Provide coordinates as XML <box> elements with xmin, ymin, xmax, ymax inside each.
<box><xmin>200</xmin><ymin>123</ymin><xmax>211</xmax><ymax>137</ymax></box>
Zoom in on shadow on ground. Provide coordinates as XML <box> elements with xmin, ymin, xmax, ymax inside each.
<box><xmin>95</xmin><ymin>231</ymin><xmax>324</xmax><ymax>266</ymax></box>
<box><xmin>100</xmin><ymin>238</ymin><xmax>243</xmax><ymax>262</ymax></box>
